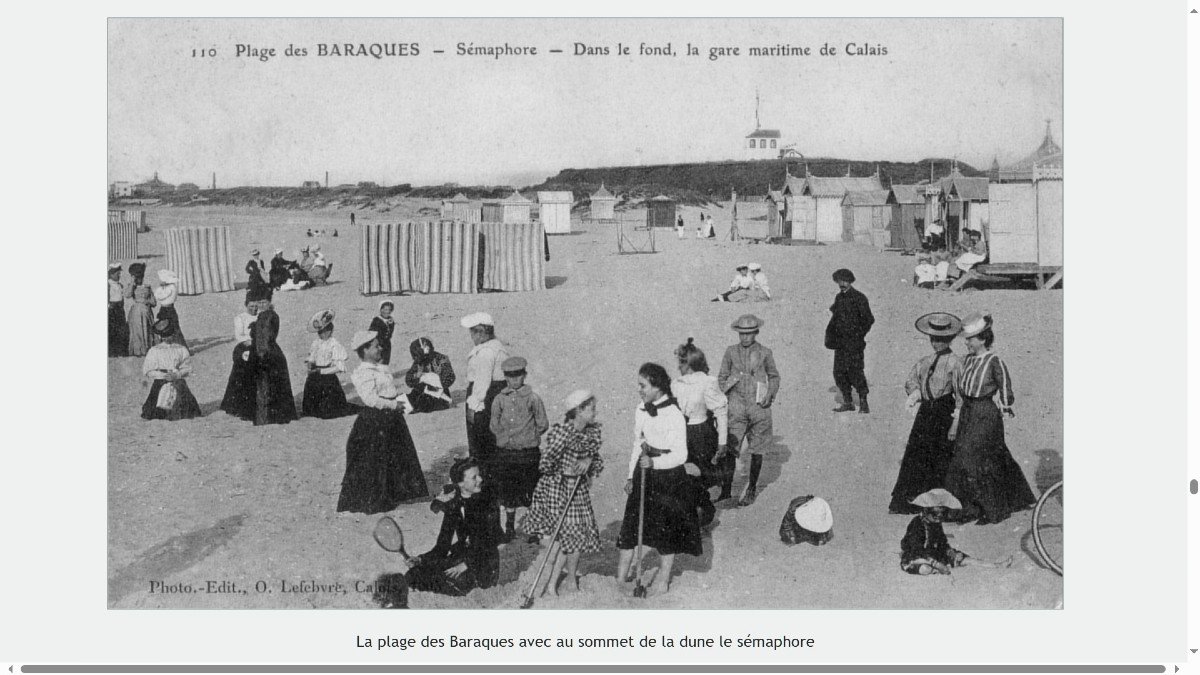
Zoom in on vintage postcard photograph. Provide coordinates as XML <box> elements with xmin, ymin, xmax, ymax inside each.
<box><xmin>107</xmin><ymin>17</ymin><xmax>1064</xmax><ymax>610</ymax></box>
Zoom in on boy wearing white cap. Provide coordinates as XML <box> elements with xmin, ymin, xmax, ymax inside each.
<box><xmin>462</xmin><ymin>312</ymin><xmax>511</xmax><ymax>460</ymax></box>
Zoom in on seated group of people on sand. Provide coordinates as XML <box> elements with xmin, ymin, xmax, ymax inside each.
<box><xmin>711</xmin><ymin>262</ymin><xmax>770</xmax><ymax>302</ymax></box>
<box><xmin>913</xmin><ymin>228</ymin><xmax>988</xmax><ymax>290</ymax></box>
<box><xmin>246</xmin><ymin>246</ymin><xmax>332</xmax><ymax>295</ymax></box>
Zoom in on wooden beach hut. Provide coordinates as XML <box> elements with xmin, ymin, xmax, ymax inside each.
<box><xmin>886</xmin><ymin>185</ymin><xmax>926</xmax><ymax>250</ymax></box>
<box><xmin>799</xmin><ymin>173</ymin><xmax>883</xmax><ymax>242</ymax></box>
<box><xmin>765</xmin><ymin>189</ymin><xmax>785</xmax><ymax>239</ymax></box>
<box><xmin>645</xmin><ymin>195</ymin><xmax>676</xmax><ymax>229</ymax></box>
<box><xmin>841</xmin><ymin>189</ymin><xmax>892</xmax><ymax>246</ymax></box>
<box><xmin>589</xmin><ymin>183</ymin><xmax>617</xmax><ymax>221</ymax></box>
<box><xmin>440</xmin><ymin>193</ymin><xmax>479</xmax><ymax>223</ymax></box>
<box><xmin>537</xmin><ymin>191</ymin><xmax>574</xmax><ymax>234</ymax></box>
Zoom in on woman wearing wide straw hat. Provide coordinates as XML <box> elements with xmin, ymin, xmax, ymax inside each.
<box><xmin>337</xmin><ymin>330</ymin><xmax>429</xmax><ymax>514</ymax></box>
<box><xmin>942</xmin><ymin>312</ymin><xmax>1036</xmax><ymax>525</ymax></box>
<box><xmin>249</xmin><ymin>298</ymin><xmax>298</xmax><ymax>426</ymax></box>
<box><xmin>887</xmin><ymin>312</ymin><xmax>964</xmax><ymax>514</ymax></box>
<box><xmin>140</xmin><ymin>319</ymin><xmax>202</xmax><ymax>421</ymax></box>
<box><xmin>301</xmin><ymin>309</ymin><xmax>354</xmax><ymax>419</ymax></box>
<box><xmin>219</xmin><ymin>290</ymin><xmax>263</xmax><ymax>420</ymax></box>
<box><xmin>153</xmin><ymin>269</ymin><xmax>186</xmax><ymax>347</ymax></box>
<box><xmin>521</xmin><ymin>389</ymin><xmax>604</xmax><ymax>597</ymax></box>
<box><xmin>615</xmin><ymin>363</ymin><xmax>701</xmax><ymax>597</ymax></box>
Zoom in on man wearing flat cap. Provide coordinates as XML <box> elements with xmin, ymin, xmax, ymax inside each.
<box><xmin>462</xmin><ymin>312</ymin><xmax>511</xmax><ymax>460</ymax></box>
<box><xmin>717</xmin><ymin>313</ymin><xmax>781</xmax><ymax>506</ymax></box>
<box><xmin>826</xmin><ymin>268</ymin><xmax>874</xmax><ymax>413</ymax></box>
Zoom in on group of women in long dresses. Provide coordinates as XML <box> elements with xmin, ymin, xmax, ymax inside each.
<box><xmin>889</xmin><ymin>311</ymin><xmax>1036</xmax><ymax>526</ymax></box>
<box><xmin>109</xmin><ymin>264</ymin><xmax>187</xmax><ymax>359</ymax></box>
<box><xmin>116</xmin><ymin>251</ymin><xmax>1042</xmax><ymax>601</ymax></box>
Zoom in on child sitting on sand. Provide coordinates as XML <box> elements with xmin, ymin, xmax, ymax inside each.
<box><xmin>901</xmin><ymin>489</ymin><xmax>1013</xmax><ymax>575</ymax></box>
<box><xmin>913</xmin><ymin>255</ymin><xmax>937</xmax><ymax>289</ymax></box>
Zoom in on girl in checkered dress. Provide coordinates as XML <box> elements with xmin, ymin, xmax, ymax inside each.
<box><xmin>521</xmin><ymin>390</ymin><xmax>603</xmax><ymax>597</ymax></box>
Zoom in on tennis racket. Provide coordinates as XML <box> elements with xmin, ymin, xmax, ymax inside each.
<box><xmin>372</xmin><ymin>516</ymin><xmax>413</xmax><ymax>563</ymax></box>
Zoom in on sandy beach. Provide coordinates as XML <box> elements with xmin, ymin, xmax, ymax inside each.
<box><xmin>107</xmin><ymin>203</ymin><xmax>1063</xmax><ymax>609</ymax></box>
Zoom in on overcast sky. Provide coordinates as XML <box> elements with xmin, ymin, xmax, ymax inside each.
<box><xmin>108</xmin><ymin>18</ymin><xmax>1062</xmax><ymax>187</ymax></box>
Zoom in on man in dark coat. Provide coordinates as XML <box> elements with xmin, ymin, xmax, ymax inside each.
<box><xmin>825</xmin><ymin>268</ymin><xmax>874</xmax><ymax>413</ymax></box>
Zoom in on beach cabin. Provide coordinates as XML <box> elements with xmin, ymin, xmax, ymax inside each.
<box><xmin>986</xmin><ymin>171</ymin><xmax>1062</xmax><ymax>267</ymax></box>
<box><xmin>645</xmin><ymin>195</ymin><xmax>676</xmax><ymax>229</ymax></box>
<box><xmin>440</xmin><ymin>193</ymin><xmax>479</xmax><ymax>222</ymax></box>
<box><xmin>924</xmin><ymin>168</ymin><xmax>989</xmax><ymax>249</ymax></box>
<box><xmin>886</xmin><ymin>185</ymin><xmax>926</xmax><ymax>250</ymax></box>
<box><xmin>537</xmin><ymin>191</ymin><xmax>574</xmax><ymax>234</ymax></box>
<box><xmin>780</xmin><ymin>173</ymin><xmax>808</xmax><ymax>239</ymax></box>
<box><xmin>765</xmin><ymin>189</ymin><xmax>785</xmax><ymax>238</ymax></box>
<box><xmin>841</xmin><ymin>189</ymin><xmax>892</xmax><ymax>246</ymax></box>
<box><xmin>589</xmin><ymin>183</ymin><xmax>617</xmax><ymax>221</ymax></box>
<box><xmin>798</xmin><ymin>173</ymin><xmax>883</xmax><ymax>242</ymax></box>
<box><xmin>483</xmin><ymin>190</ymin><xmax>533</xmax><ymax>224</ymax></box>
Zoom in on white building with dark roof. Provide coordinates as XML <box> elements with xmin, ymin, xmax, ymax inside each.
<box><xmin>743</xmin><ymin>91</ymin><xmax>784</xmax><ymax>159</ymax></box>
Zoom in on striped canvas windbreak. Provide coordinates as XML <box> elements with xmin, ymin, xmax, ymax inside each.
<box><xmin>108</xmin><ymin>221</ymin><xmax>139</xmax><ymax>262</ymax></box>
<box><xmin>164</xmin><ymin>226</ymin><xmax>235</xmax><ymax>295</ymax></box>
<box><xmin>479</xmin><ymin>222</ymin><xmax>546</xmax><ymax>292</ymax></box>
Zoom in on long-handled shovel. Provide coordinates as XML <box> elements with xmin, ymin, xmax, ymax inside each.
<box><xmin>520</xmin><ymin>475</ymin><xmax>585</xmax><ymax>609</ymax></box>
<box><xmin>632</xmin><ymin>464</ymin><xmax>648</xmax><ymax>598</ymax></box>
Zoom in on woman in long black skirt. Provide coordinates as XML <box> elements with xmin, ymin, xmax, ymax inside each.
<box><xmin>141</xmin><ymin>319</ymin><xmax>202</xmax><ymax>421</ymax></box>
<box><xmin>108</xmin><ymin>264</ymin><xmax>128</xmax><ymax>357</ymax></box>
<box><xmin>888</xmin><ymin>313</ymin><xmax>963</xmax><ymax>514</ymax></box>
<box><xmin>943</xmin><ymin>313</ymin><xmax>1037</xmax><ymax>525</ymax></box>
<box><xmin>337</xmin><ymin>331</ymin><xmax>429</xmax><ymax>514</ymax></box>
<box><xmin>670</xmin><ymin>338</ymin><xmax>728</xmax><ymax>527</ymax></box>
<box><xmin>249</xmin><ymin>301</ymin><xmax>298</xmax><ymax>426</ymax></box>
<box><xmin>615</xmin><ymin>362</ymin><xmax>701</xmax><ymax>597</ymax></box>
<box><xmin>402</xmin><ymin>458</ymin><xmax>501</xmax><ymax>597</ymax></box>
<box><xmin>301</xmin><ymin>309</ymin><xmax>354</xmax><ymax>419</ymax></box>
<box><xmin>219</xmin><ymin>292</ymin><xmax>261</xmax><ymax>420</ymax></box>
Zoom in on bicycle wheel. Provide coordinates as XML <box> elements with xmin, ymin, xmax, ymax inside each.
<box><xmin>1032</xmin><ymin>480</ymin><xmax>1063</xmax><ymax>575</ymax></box>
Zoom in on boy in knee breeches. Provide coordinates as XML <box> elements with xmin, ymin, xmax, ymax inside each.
<box><xmin>717</xmin><ymin>314</ymin><xmax>781</xmax><ymax>507</ymax></box>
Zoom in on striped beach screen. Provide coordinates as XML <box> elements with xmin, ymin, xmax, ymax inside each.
<box><xmin>360</xmin><ymin>222</ymin><xmax>421</xmax><ymax>294</ymax></box>
<box><xmin>411</xmin><ymin>221</ymin><xmax>479</xmax><ymax>294</ymax></box>
<box><xmin>479</xmin><ymin>222</ymin><xmax>546</xmax><ymax>292</ymax></box>
<box><xmin>164</xmin><ymin>226</ymin><xmax>235</xmax><ymax>295</ymax></box>
<box><xmin>107</xmin><ymin>221</ymin><xmax>139</xmax><ymax>262</ymax></box>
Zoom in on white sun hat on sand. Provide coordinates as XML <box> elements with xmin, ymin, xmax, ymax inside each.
<box><xmin>910</xmin><ymin>488</ymin><xmax>962</xmax><ymax>510</ymax></box>
<box><xmin>349</xmin><ymin>330</ymin><xmax>378</xmax><ymax>352</ymax></box>
<box><xmin>793</xmin><ymin>497</ymin><xmax>833</xmax><ymax>533</ymax></box>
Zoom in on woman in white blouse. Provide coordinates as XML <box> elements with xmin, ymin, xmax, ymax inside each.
<box><xmin>337</xmin><ymin>331</ymin><xmax>429</xmax><ymax>514</ymax></box>
<box><xmin>615</xmin><ymin>363</ymin><xmax>702</xmax><ymax>597</ymax></box>
<box><xmin>300</xmin><ymin>310</ymin><xmax>354</xmax><ymax>419</ymax></box>
<box><xmin>153</xmin><ymin>269</ymin><xmax>186</xmax><ymax>346</ymax></box>
<box><xmin>671</xmin><ymin>338</ymin><xmax>729</xmax><ymax>524</ymax></box>
<box><xmin>140</xmin><ymin>319</ymin><xmax>202</xmax><ymax>421</ymax></box>
<box><xmin>219</xmin><ymin>292</ymin><xmax>261</xmax><ymax>420</ymax></box>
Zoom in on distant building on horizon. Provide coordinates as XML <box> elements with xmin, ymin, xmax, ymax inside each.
<box><xmin>301</xmin><ymin>180</ymin><xmax>322</xmax><ymax>189</ymax></box>
<box><xmin>134</xmin><ymin>172</ymin><xmax>175</xmax><ymax>197</ymax></box>
<box><xmin>110</xmin><ymin>181</ymin><xmax>133</xmax><ymax>198</ymax></box>
<box><xmin>744</xmin><ymin>91</ymin><xmax>783</xmax><ymax>160</ymax></box>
